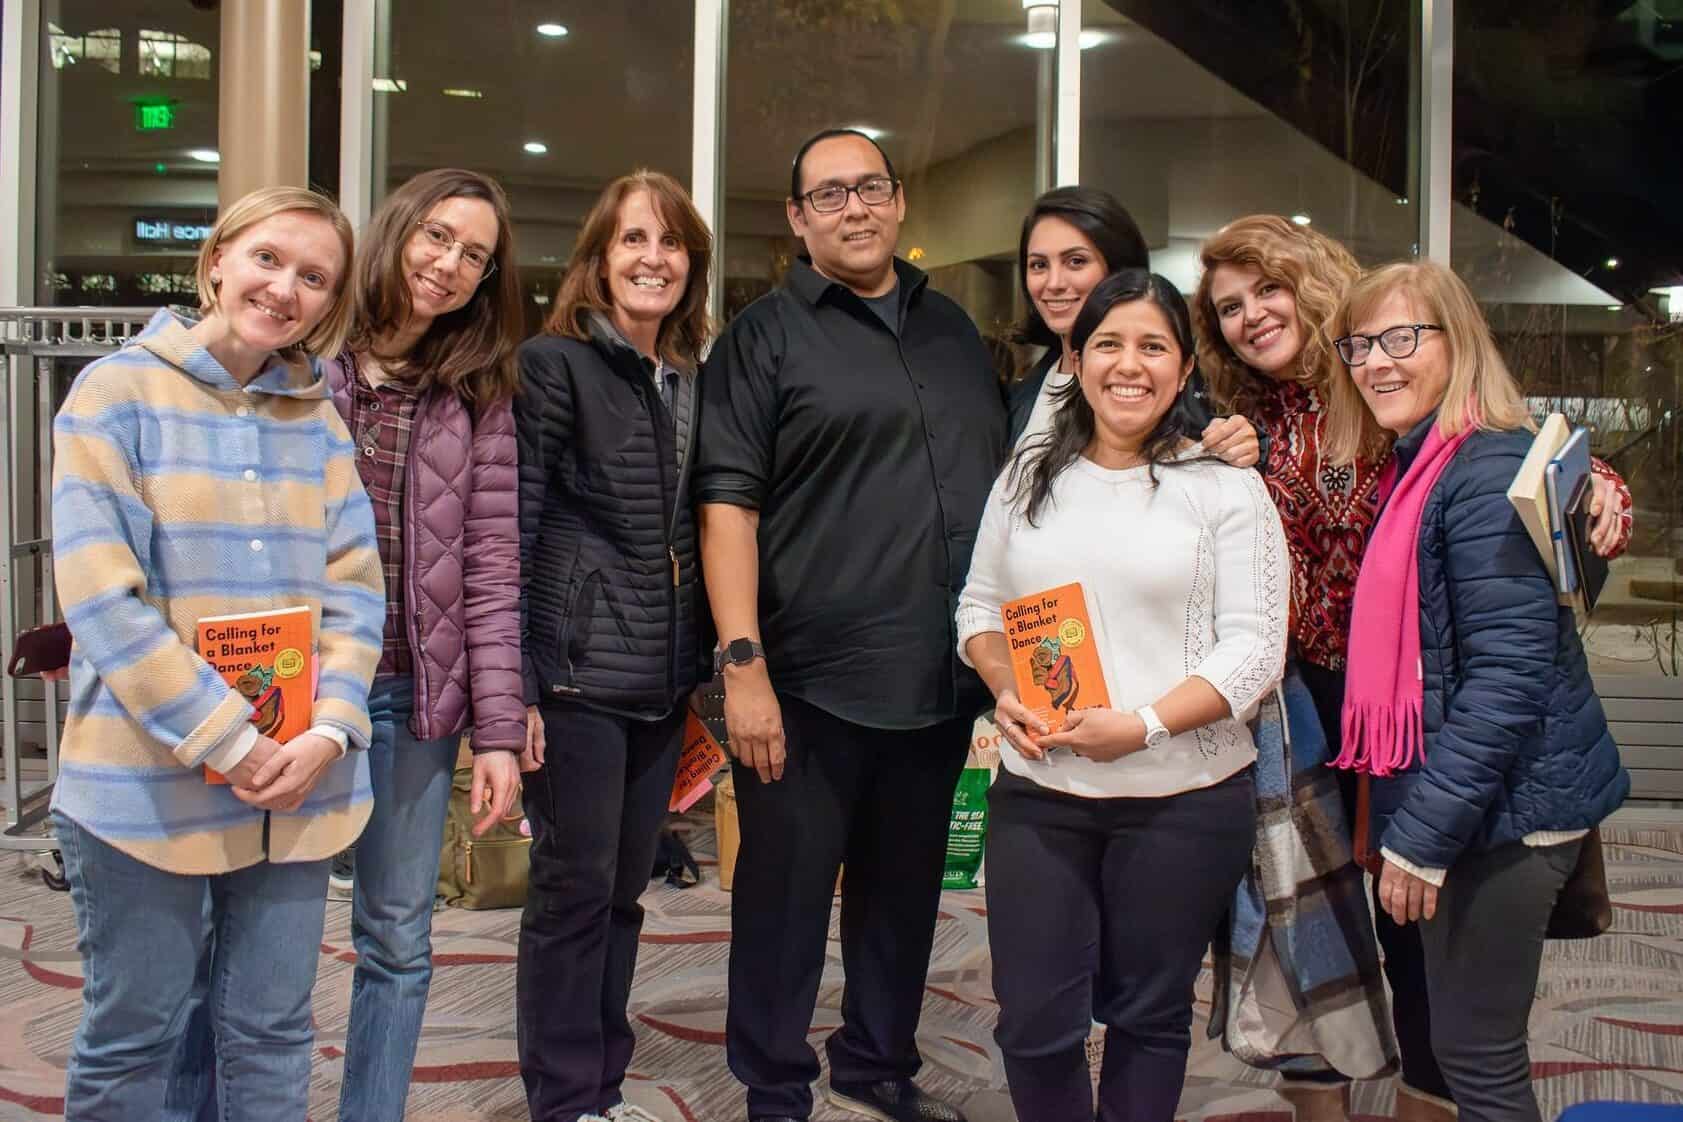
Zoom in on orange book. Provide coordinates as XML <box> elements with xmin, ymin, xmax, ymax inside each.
<box><xmin>670</xmin><ymin>711</ymin><xmax>729</xmax><ymax>813</ymax></box>
<box><xmin>1002</xmin><ymin>582</ymin><xmax>1110</xmax><ymax>735</ymax></box>
<box><xmin>195</xmin><ymin>606</ymin><xmax>315</xmax><ymax>784</ymax></box>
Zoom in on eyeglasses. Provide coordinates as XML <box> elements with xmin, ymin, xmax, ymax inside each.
<box><xmin>1334</xmin><ymin>323</ymin><xmax>1441</xmax><ymax>366</ymax></box>
<box><xmin>798</xmin><ymin>176</ymin><xmax>899</xmax><ymax>214</ymax></box>
<box><xmin>413</xmin><ymin>220</ymin><xmax>497</xmax><ymax>278</ymax></box>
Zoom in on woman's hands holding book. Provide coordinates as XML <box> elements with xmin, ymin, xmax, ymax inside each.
<box><xmin>991</xmin><ymin>689</ymin><xmax>1049</xmax><ymax>760</ymax></box>
<box><xmin>1039</xmin><ymin>707</ymin><xmax>1147</xmax><ymax>762</ymax></box>
<box><xmin>221</xmin><ymin>734</ymin><xmax>282</xmax><ymax>789</ymax></box>
<box><xmin>231</xmin><ymin>733</ymin><xmax>342</xmax><ymax>812</ymax></box>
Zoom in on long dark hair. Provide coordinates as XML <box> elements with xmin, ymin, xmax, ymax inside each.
<box><xmin>1015</xmin><ymin>186</ymin><xmax>1149</xmax><ymax>348</ymax></box>
<box><xmin>1006</xmin><ymin>269</ymin><xmax>1205</xmax><ymax>524</ymax></box>
<box><xmin>347</xmin><ymin>168</ymin><xmax>522</xmax><ymax>406</ymax></box>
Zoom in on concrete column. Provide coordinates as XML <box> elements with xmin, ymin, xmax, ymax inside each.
<box><xmin>218</xmin><ymin>0</ymin><xmax>310</xmax><ymax>208</ymax></box>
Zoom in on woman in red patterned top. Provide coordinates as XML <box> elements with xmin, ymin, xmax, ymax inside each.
<box><xmin>1192</xmin><ymin>215</ymin><xmax>1633</xmax><ymax>1122</ymax></box>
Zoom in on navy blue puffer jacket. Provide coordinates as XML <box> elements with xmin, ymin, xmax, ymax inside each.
<box><xmin>1370</xmin><ymin>424</ymin><xmax>1629</xmax><ymax>870</ymax></box>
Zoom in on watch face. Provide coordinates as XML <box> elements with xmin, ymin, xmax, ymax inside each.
<box><xmin>728</xmin><ymin>638</ymin><xmax>757</xmax><ymax>663</ymax></box>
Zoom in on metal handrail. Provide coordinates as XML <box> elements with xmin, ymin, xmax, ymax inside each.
<box><xmin>0</xmin><ymin>305</ymin><xmax>158</xmax><ymax>852</ymax></box>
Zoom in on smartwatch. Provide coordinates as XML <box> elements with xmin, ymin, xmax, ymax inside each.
<box><xmin>714</xmin><ymin>637</ymin><xmax>766</xmax><ymax>675</ymax></box>
<box><xmin>1136</xmin><ymin>705</ymin><xmax>1171</xmax><ymax>749</ymax></box>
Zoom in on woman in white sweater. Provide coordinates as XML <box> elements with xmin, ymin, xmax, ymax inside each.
<box><xmin>957</xmin><ymin>268</ymin><xmax>1289</xmax><ymax>1122</ymax></box>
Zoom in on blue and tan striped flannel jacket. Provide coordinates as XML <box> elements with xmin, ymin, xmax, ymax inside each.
<box><xmin>50</xmin><ymin>308</ymin><xmax>385</xmax><ymax>874</ymax></box>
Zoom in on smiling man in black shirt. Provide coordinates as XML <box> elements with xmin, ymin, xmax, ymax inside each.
<box><xmin>696</xmin><ymin>129</ymin><xmax>1005</xmax><ymax>1122</ymax></box>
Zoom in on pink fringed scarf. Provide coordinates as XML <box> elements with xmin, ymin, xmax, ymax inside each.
<box><xmin>1336</xmin><ymin>422</ymin><xmax>1473</xmax><ymax>776</ymax></box>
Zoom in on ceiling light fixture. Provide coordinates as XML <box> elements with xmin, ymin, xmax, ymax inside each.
<box><xmin>1604</xmin><ymin>257</ymin><xmax>1621</xmax><ymax>269</ymax></box>
<box><xmin>523</xmin><ymin>140</ymin><xmax>549</xmax><ymax>155</ymax></box>
<box><xmin>442</xmin><ymin>87</ymin><xmax>484</xmax><ymax>98</ymax></box>
<box><xmin>188</xmin><ymin>148</ymin><xmax>220</xmax><ymax>163</ymax></box>
<box><xmin>1605</xmin><ymin>304</ymin><xmax>1624</xmax><ymax>312</ymax></box>
<box><xmin>1394</xmin><ymin>196</ymin><xmax>1409</xmax><ymax>205</ymax></box>
<box><xmin>1291</xmin><ymin>213</ymin><xmax>1312</xmax><ymax>226</ymax></box>
<box><xmin>536</xmin><ymin>22</ymin><xmax>568</xmax><ymax>38</ymax></box>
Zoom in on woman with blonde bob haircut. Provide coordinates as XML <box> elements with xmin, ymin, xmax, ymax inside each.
<box><xmin>194</xmin><ymin>186</ymin><xmax>357</xmax><ymax>360</ymax></box>
<box><xmin>514</xmin><ymin>169</ymin><xmax>714</xmax><ymax>1122</ymax></box>
<box><xmin>1325</xmin><ymin>261</ymin><xmax>1628</xmax><ymax>1122</ymax></box>
<box><xmin>49</xmin><ymin>185</ymin><xmax>382</xmax><ymax>1120</ymax></box>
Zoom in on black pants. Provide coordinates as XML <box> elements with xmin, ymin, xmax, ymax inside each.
<box><xmin>1298</xmin><ymin>660</ymin><xmax>1450</xmax><ymax>1100</ymax></box>
<box><xmin>1421</xmin><ymin>840</ymin><xmax>1580</xmax><ymax>1122</ymax></box>
<box><xmin>516</xmin><ymin>700</ymin><xmax>685</xmax><ymax>1122</ymax></box>
<box><xmin>986</xmin><ymin>767</ymin><xmax>1257</xmax><ymax>1122</ymax></box>
<box><xmin>725</xmin><ymin>694</ymin><xmax>970</xmax><ymax>1119</ymax></box>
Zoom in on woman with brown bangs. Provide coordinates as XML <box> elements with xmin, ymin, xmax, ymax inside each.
<box><xmin>325</xmin><ymin>166</ymin><xmax>527</xmax><ymax>1122</ymax></box>
<box><xmin>1192</xmin><ymin>216</ymin><xmax>1633</xmax><ymax>1122</ymax></box>
<box><xmin>513</xmin><ymin>170</ymin><xmax>713</xmax><ymax>1122</ymax></box>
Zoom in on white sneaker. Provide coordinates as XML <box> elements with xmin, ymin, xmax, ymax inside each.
<box><xmin>604</xmin><ymin>1103</ymin><xmax>667</xmax><ymax>1122</ymax></box>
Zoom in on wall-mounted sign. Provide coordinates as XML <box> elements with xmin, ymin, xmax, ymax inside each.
<box><xmin>135</xmin><ymin>103</ymin><xmax>176</xmax><ymax>131</ymax></box>
<box><xmin>134</xmin><ymin>217</ymin><xmax>212</xmax><ymax>249</ymax></box>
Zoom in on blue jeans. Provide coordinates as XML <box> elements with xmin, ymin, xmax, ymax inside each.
<box><xmin>338</xmin><ymin>674</ymin><xmax>461</xmax><ymax>1122</ymax></box>
<box><xmin>53</xmin><ymin>809</ymin><xmax>330</xmax><ymax>1122</ymax></box>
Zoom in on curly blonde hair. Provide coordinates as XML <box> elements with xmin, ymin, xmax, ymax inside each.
<box><xmin>1192</xmin><ymin>216</ymin><xmax>1365</xmax><ymax>417</ymax></box>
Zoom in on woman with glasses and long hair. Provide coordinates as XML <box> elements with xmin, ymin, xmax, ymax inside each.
<box><xmin>1193</xmin><ymin>217</ymin><xmax>1632</xmax><ymax>1122</ymax></box>
<box><xmin>958</xmin><ymin>268</ymin><xmax>1289</xmax><ymax>1122</ymax></box>
<box><xmin>1322</xmin><ymin>261</ymin><xmax>1627</xmax><ymax>1122</ymax></box>
<box><xmin>324</xmin><ymin>167</ymin><xmax>527</xmax><ymax>1121</ymax></box>
<box><xmin>514</xmin><ymin>169</ymin><xmax>713</xmax><ymax>1122</ymax></box>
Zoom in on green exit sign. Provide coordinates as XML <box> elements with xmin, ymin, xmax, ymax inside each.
<box><xmin>135</xmin><ymin>103</ymin><xmax>175</xmax><ymax>131</ymax></box>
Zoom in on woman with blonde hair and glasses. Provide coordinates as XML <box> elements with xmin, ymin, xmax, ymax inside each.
<box><xmin>1194</xmin><ymin>217</ymin><xmax>1632</xmax><ymax>1122</ymax></box>
<box><xmin>48</xmin><ymin>186</ymin><xmax>381</xmax><ymax>1120</ymax></box>
<box><xmin>323</xmin><ymin>166</ymin><xmax>527</xmax><ymax>1121</ymax></box>
<box><xmin>514</xmin><ymin>169</ymin><xmax>713</xmax><ymax>1122</ymax></box>
<box><xmin>1323</xmin><ymin>261</ymin><xmax>1627</xmax><ymax>1122</ymax></box>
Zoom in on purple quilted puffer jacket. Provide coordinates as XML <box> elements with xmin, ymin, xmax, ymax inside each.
<box><xmin>326</xmin><ymin>356</ymin><xmax>525</xmax><ymax>753</ymax></box>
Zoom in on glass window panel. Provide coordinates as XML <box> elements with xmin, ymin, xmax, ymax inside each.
<box><xmin>374</xmin><ymin>2</ymin><xmax>695</xmax><ymax>334</ymax></box>
<box><xmin>34</xmin><ymin>3</ymin><xmax>220</xmax><ymax>308</ymax></box>
<box><xmin>1081</xmin><ymin>0</ymin><xmax>1419</xmax><ymax>291</ymax></box>
<box><xmin>1452</xmin><ymin>1</ymin><xmax>1683</xmax><ymax>680</ymax></box>
<box><xmin>722</xmin><ymin>0</ymin><xmax>1052</xmax><ymax>364</ymax></box>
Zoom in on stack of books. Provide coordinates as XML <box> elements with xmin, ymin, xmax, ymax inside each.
<box><xmin>1507</xmin><ymin>414</ymin><xmax>1609</xmax><ymax>612</ymax></box>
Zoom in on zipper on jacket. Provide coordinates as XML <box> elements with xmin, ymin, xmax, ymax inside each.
<box><xmin>402</xmin><ymin>410</ymin><xmax>433</xmax><ymax>731</ymax></box>
<box><xmin>648</xmin><ymin>376</ymin><xmax>678</xmax><ymax>706</ymax></box>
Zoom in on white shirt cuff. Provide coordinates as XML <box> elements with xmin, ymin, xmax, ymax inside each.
<box><xmin>309</xmin><ymin>723</ymin><xmax>349</xmax><ymax>757</ymax></box>
<box><xmin>1380</xmin><ymin>846</ymin><xmax>1448</xmax><ymax>888</ymax></box>
<box><xmin>199</xmin><ymin>723</ymin><xmax>259</xmax><ymax>775</ymax></box>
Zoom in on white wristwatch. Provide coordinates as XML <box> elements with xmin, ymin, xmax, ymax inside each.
<box><xmin>1136</xmin><ymin>705</ymin><xmax>1171</xmax><ymax>748</ymax></box>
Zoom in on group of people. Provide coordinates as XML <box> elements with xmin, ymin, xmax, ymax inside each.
<box><xmin>44</xmin><ymin>124</ymin><xmax>1630</xmax><ymax>1122</ymax></box>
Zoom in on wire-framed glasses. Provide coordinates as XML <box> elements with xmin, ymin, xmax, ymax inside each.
<box><xmin>413</xmin><ymin>221</ymin><xmax>497</xmax><ymax>278</ymax></box>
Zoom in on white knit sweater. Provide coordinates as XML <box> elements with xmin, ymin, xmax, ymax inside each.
<box><xmin>957</xmin><ymin>450</ymin><xmax>1290</xmax><ymax>798</ymax></box>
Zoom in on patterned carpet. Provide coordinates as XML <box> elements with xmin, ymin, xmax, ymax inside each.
<box><xmin>0</xmin><ymin>811</ymin><xmax>1679</xmax><ymax>1121</ymax></box>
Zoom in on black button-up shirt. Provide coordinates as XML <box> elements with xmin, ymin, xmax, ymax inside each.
<box><xmin>695</xmin><ymin>257</ymin><xmax>1006</xmax><ymax>729</ymax></box>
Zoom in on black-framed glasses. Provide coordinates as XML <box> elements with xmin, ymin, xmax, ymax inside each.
<box><xmin>1334</xmin><ymin>323</ymin><xmax>1441</xmax><ymax>366</ymax></box>
<box><xmin>413</xmin><ymin>220</ymin><xmax>497</xmax><ymax>278</ymax></box>
<box><xmin>798</xmin><ymin>176</ymin><xmax>899</xmax><ymax>214</ymax></box>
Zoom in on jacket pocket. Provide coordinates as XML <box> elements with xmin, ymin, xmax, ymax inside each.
<box><xmin>557</xmin><ymin>568</ymin><xmax>602</xmax><ymax>684</ymax></box>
